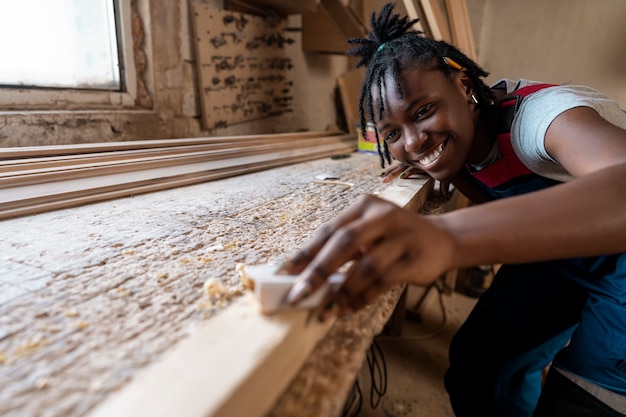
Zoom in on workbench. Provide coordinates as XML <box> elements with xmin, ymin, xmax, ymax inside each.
<box><xmin>0</xmin><ymin>152</ymin><xmax>432</xmax><ymax>417</ymax></box>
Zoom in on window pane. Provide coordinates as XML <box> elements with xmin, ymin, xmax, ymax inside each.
<box><xmin>0</xmin><ymin>0</ymin><xmax>121</xmax><ymax>90</ymax></box>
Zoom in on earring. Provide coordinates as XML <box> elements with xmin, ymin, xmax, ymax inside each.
<box><xmin>470</xmin><ymin>94</ymin><xmax>479</xmax><ymax>104</ymax></box>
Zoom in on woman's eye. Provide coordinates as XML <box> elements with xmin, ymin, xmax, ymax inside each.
<box><xmin>415</xmin><ymin>104</ymin><xmax>433</xmax><ymax>120</ymax></box>
<box><xmin>384</xmin><ymin>130</ymin><xmax>400</xmax><ymax>143</ymax></box>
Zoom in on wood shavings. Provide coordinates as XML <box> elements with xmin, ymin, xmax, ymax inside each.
<box><xmin>75</xmin><ymin>322</ymin><xmax>89</xmax><ymax>330</ymax></box>
<box><xmin>116</xmin><ymin>288</ymin><xmax>130</xmax><ymax>297</ymax></box>
<box><xmin>222</xmin><ymin>242</ymin><xmax>238</xmax><ymax>250</ymax></box>
<box><xmin>236</xmin><ymin>263</ymin><xmax>255</xmax><ymax>291</ymax></box>
<box><xmin>12</xmin><ymin>335</ymin><xmax>48</xmax><ymax>362</ymax></box>
<box><xmin>195</xmin><ymin>256</ymin><xmax>211</xmax><ymax>264</ymax></box>
<box><xmin>201</xmin><ymin>278</ymin><xmax>244</xmax><ymax>307</ymax></box>
<box><xmin>0</xmin><ymin>351</ymin><xmax>6</xmax><ymax>364</ymax></box>
<box><xmin>63</xmin><ymin>308</ymin><xmax>79</xmax><ymax>318</ymax></box>
<box><xmin>203</xmin><ymin>278</ymin><xmax>228</xmax><ymax>300</ymax></box>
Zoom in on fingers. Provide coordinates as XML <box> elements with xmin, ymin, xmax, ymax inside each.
<box><xmin>287</xmin><ymin>196</ymin><xmax>394</xmax><ymax>303</ymax></box>
<box><xmin>279</xmin><ymin>193</ymin><xmax>455</xmax><ymax>321</ymax></box>
<box><xmin>279</xmin><ymin>195</ymin><xmax>384</xmax><ymax>301</ymax></box>
<box><xmin>401</xmin><ymin>166</ymin><xmax>429</xmax><ymax>180</ymax></box>
<box><xmin>380</xmin><ymin>163</ymin><xmax>429</xmax><ymax>183</ymax></box>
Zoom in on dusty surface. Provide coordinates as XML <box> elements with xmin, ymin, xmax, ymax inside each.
<box><xmin>0</xmin><ymin>152</ymin><xmax>395</xmax><ymax>417</ymax></box>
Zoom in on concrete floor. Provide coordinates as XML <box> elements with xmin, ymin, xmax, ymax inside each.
<box><xmin>351</xmin><ymin>286</ymin><xmax>478</xmax><ymax>417</ymax></box>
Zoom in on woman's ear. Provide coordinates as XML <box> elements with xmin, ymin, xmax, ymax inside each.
<box><xmin>456</xmin><ymin>69</ymin><xmax>474</xmax><ymax>97</ymax></box>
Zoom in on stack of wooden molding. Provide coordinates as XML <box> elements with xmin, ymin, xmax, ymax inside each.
<box><xmin>0</xmin><ymin>131</ymin><xmax>356</xmax><ymax>220</ymax></box>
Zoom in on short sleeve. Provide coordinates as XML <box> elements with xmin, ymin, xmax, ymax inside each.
<box><xmin>510</xmin><ymin>85</ymin><xmax>626</xmax><ymax>182</ymax></box>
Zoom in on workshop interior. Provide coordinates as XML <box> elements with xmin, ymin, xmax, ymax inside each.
<box><xmin>0</xmin><ymin>1</ymin><xmax>624</xmax><ymax>417</ymax></box>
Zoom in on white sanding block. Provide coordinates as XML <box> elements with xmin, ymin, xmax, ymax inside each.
<box><xmin>243</xmin><ymin>264</ymin><xmax>345</xmax><ymax>315</ymax></box>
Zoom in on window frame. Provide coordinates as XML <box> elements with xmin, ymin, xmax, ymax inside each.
<box><xmin>0</xmin><ymin>0</ymin><xmax>138</xmax><ymax>110</ymax></box>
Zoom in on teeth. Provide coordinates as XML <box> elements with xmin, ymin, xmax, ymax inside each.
<box><xmin>419</xmin><ymin>142</ymin><xmax>445</xmax><ymax>166</ymax></box>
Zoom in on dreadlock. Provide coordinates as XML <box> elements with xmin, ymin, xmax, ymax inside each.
<box><xmin>347</xmin><ymin>2</ymin><xmax>495</xmax><ymax>168</ymax></box>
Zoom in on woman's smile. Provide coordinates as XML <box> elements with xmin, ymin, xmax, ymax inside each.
<box><xmin>416</xmin><ymin>138</ymin><xmax>448</xmax><ymax>167</ymax></box>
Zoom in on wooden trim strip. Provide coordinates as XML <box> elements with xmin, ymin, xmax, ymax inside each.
<box><xmin>0</xmin><ymin>132</ymin><xmax>356</xmax><ymax>220</ymax></box>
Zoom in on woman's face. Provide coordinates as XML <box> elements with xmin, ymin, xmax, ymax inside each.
<box><xmin>373</xmin><ymin>66</ymin><xmax>478</xmax><ymax>182</ymax></box>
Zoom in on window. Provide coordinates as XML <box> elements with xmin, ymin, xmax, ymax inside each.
<box><xmin>0</xmin><ymin>0</ymin><xmax>120</xmax><ymax>90</ymax></box>
<box><xmin>0</xmin><ymin>0</ymin><xmax>139</xmax><ymax>108</ymax></box>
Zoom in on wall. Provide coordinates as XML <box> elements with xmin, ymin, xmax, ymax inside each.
<box><xmin>476</xmin><ymin>0</ymin><xmax>626</xmax><ymax>108</ymax></box>
<box><xmin>0</xmin><ymin>0</ymin><xmax>351</xmax><ymax>147</ymax></box>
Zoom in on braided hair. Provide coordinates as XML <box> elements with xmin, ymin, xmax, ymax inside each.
<box><xmin>347</xmin><ymin>2</ymin><xmax>495</xmax><ymax>167</ymax></box>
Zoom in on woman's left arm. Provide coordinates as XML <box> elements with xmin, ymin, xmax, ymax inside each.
<box><xmin>436</xmin><ymin>106</ymin><xmax>626</xmax><ymax>269</ymax></box>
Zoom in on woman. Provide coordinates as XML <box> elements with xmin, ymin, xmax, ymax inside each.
<box><xmin>278</xmin><ymin>3</ymin><xmax>626</xmax><ymax>416</ymax></box>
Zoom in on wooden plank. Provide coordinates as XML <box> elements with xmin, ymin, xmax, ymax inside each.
<box><xmin>320</xmin><ymin>0</ymin><xmax>366</xmax><ymax>39</ymax></box>
<box><xmin>0</xmin><ymin>131</ymin><xmax>334</xmax><ymax>159</ymax></box>
<box><xmin>337</xmin><ymin>68</ymin><xmax>365</xmax><ymax>133</ymax></box>
<box><xmin>0</xmin><ymin>135</ymin><xmax>353</xmax><ymax>187</ymax></box>
<box><xmin>444</xmin><ymin>0</ymin><xmax>476</xmax><ymax>60</ymax></box>
<box><xmin>0</xmin><ymin>136</ymin><xmax>357</xmax><ymax>219</ymax></box>
<box><xmin>302</xmin><ymin>0</ymin><xmax>367</xmax><ymax>54</ymax></box>
<box><xmin>420</xmin><ymin>0</ymin><xmax>452</xmax><ymax>42</ymax></box>
<box><xmin>86</xmin><ymin>177</ymin><xmax>433</xmax><ymax>417</ymax></box>
<box><xmin>401</xmin><ymin>0</ymin><xmax>428</xmax><ymax>34</ymax></box>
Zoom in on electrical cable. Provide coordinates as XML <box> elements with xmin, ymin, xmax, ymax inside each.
<box><xmin>341</xmin><ymin>378</ymin><xmax>362</xmax><ymax>417</ymax></box>
<box><xmin>341</xmin><ymin>340</ymin><xmax>389</xmax><ymax>416</ymax></box>
<box><xmin>367</xmin><ymin>340</ymin><xmax>388</xmax><ymax>409</ymax></box>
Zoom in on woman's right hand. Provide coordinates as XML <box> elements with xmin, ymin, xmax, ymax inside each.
<box><xmin>277</xmin><ymin>194</ymin><xmax>457</xmax><ymax>317</ymax></box>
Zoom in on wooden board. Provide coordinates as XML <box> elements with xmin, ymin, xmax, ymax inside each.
<box><xmin>302</xmin><ymin>0</ymin><xmax>367</xmax><ymax>54</ymax></box>
<box><xmin>337</xmin><ymin>67</ymin><xmax>365</xmax><ymax>133</ymax></box>
<box><xmin>190</xmin><ymin>3</ymin><xmax>295</xmax><ymax>129</ymax></box>
<box><xmin>420</xmin><ymin>0</ymin><xmax>452</xmax><ymax>42</ymax></box>
<box><xmin>444</xmin><ymin>0</ymin><xmax>476</xmax><ymax>60</ymax></box>
<box><xmin>86</xmin><ymin>176</ymin><xmax>433</xmax><ymax>417</ymax></box>
<box><xmin>401</xmin><ymin>0</ymin><xmax>428</xmax><ymax>34</ymax></box>
<box><xmin>0</xmin><ymin>132</ymin><xmax>357</xmax><ymax>220</ymax></box>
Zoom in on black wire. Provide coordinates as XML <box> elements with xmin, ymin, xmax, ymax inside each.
<box><xmin>342</xmin><ymin>378</ymin><xmax>363</xmax><ymax>417</ymax></box>
<box><xmin>367</xmin><ymin>340</ymin><xmax>388</xmax><ymax>409</ymax></box>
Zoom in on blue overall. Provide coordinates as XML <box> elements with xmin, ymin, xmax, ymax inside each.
<box><xmin>443</xmin><ymin>86</ymin><xmax>626</xmax><ymax>416</ymax></box>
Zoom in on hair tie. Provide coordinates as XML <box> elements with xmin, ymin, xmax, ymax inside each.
<box><xmin>377</xmin><ymin>43</ymin><xmax>386</xmax><ymax>53</ymax></box>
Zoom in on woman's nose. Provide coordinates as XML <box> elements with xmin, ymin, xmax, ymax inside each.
<box><xmin>404</xmin><ymin>128</ymin><xmax>427</xmax><ymax>153</ymax></box>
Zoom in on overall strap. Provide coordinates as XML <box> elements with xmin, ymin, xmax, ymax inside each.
<box><xmin>470</xmin><ymin>83</ymin><xmax>557</xmax><ymax>189</ymax></box>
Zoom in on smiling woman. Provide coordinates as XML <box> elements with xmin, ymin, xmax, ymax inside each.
<box><xmin>277</xmin><ymin>3</ymin><xmax>626</xmax><ymax>417</ymax></box>
<box><xmin>0</xmin><ymin>0</ymin><xmax>120</xmax><ymax>90</ymax></box>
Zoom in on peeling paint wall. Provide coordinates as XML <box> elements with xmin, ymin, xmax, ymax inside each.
<box><xmin>0</xmin><ymin>0</ymin><xmax>351</xmax><ymax>148</ymax></box>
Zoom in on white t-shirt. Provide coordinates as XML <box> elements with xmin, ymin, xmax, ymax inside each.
<box><xmin>491</xmin><ymin>79</ymin><xmax>626</xmax><ymax>182</ymax></box>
